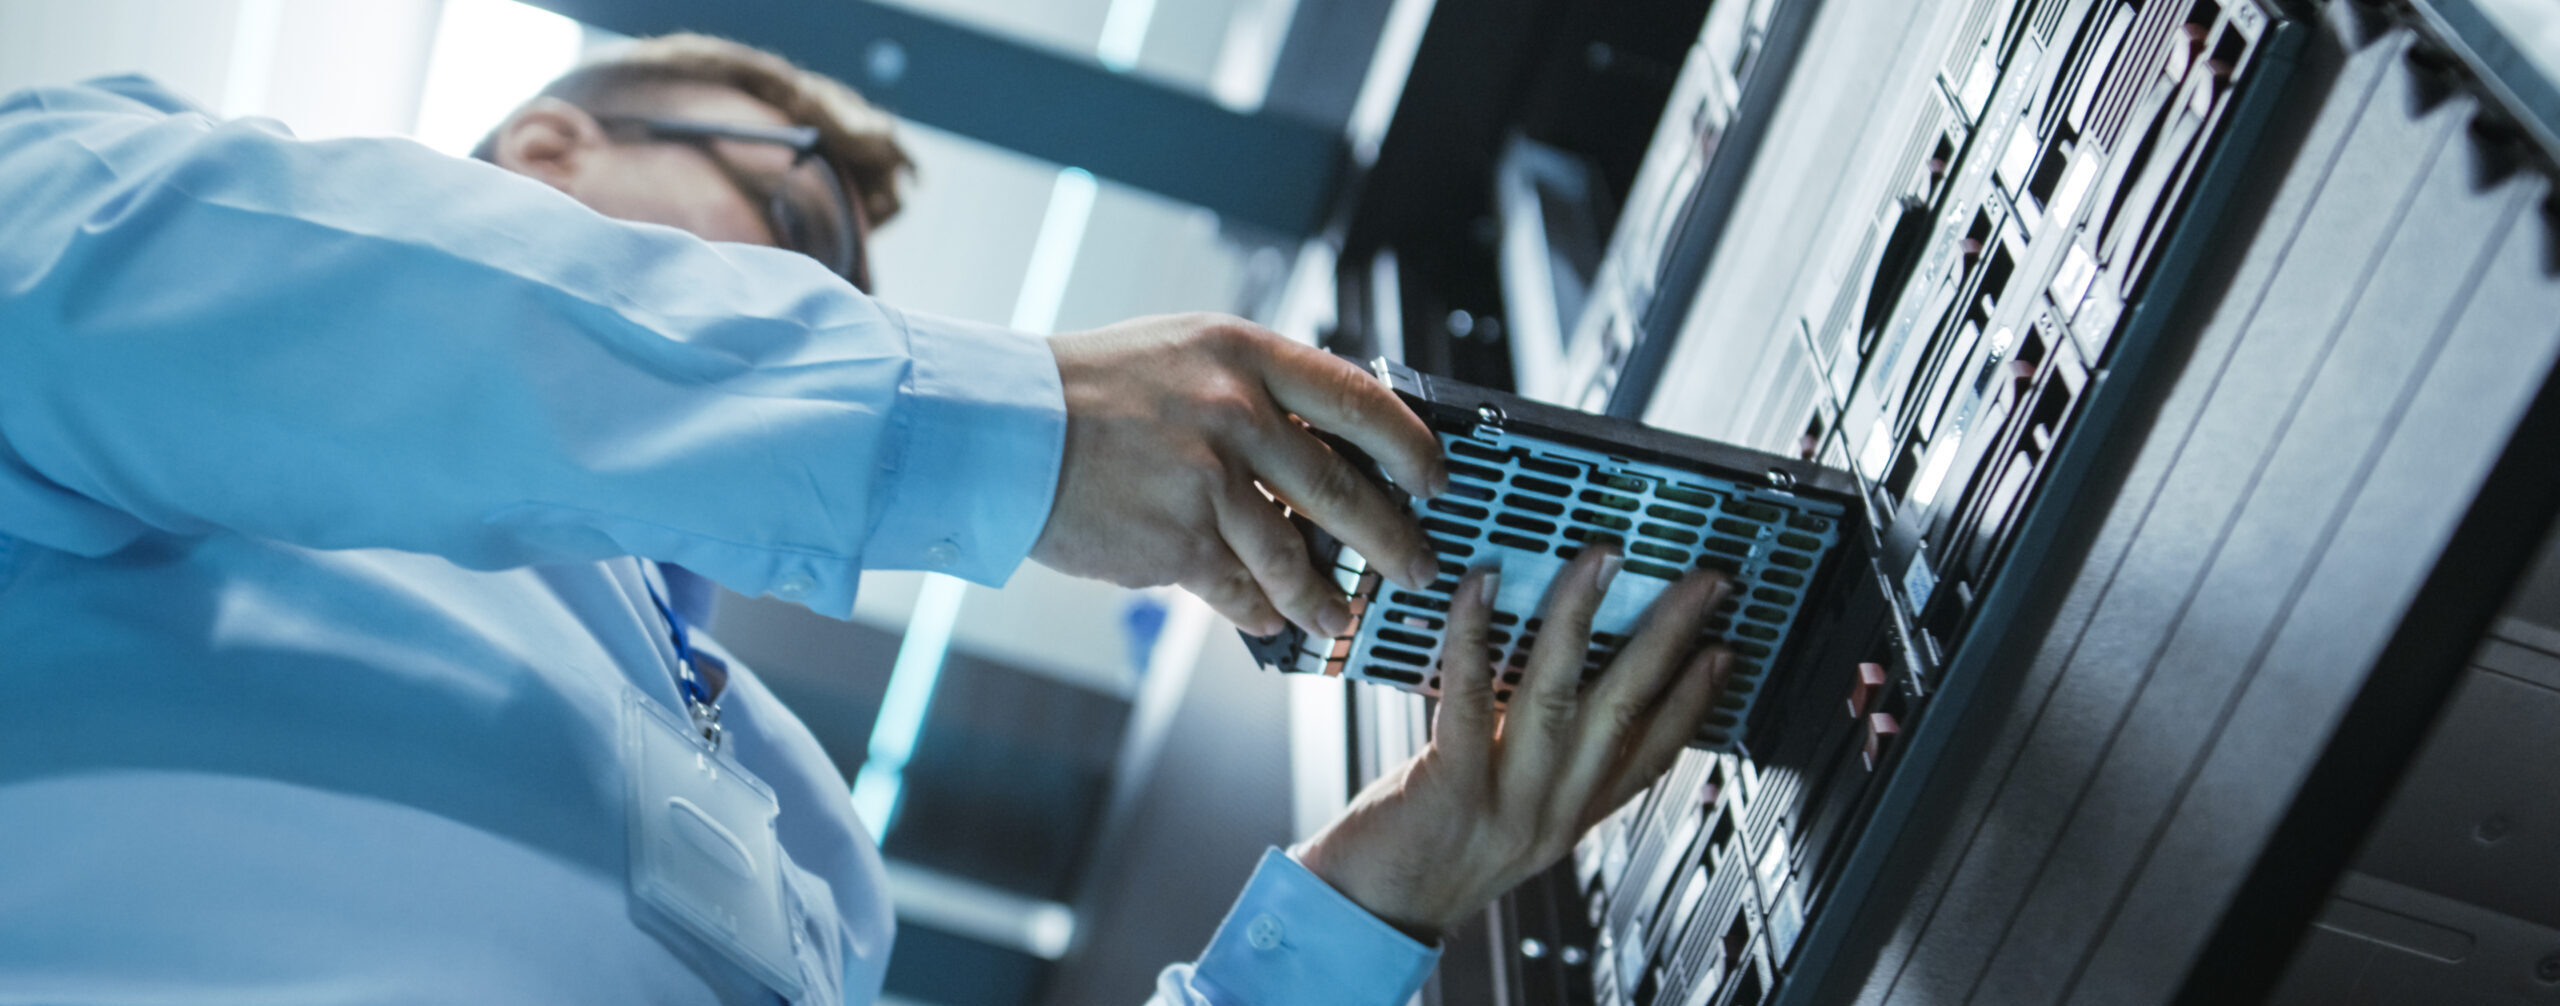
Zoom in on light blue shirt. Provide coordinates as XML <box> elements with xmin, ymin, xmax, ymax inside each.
<box><xmin>0</xmin><ymin>78</ymin><xmax>1433</xmax><ymax>1004</ymax></box>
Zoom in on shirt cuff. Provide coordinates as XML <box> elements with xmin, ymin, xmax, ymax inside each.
<box><xmin>1191</xmin><ymin>848</ymin><xmax>1440</xmax><ymax>1006</ymax></box>
<box><xmin>861</xmin><ymin>306</ymin><xmax>1065</xmax><ymax>587</ymax></box>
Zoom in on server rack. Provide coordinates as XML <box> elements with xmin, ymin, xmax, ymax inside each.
<box><xmin>1301</xmin><ymin>0</ymin><xmax>2560</xmax><ymax>1002</ymax></box>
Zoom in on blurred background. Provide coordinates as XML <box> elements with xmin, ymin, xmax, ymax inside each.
<box><xmin>0</xmin><ymin>1</ymin><xmax>1392</xmax><ymax>1003</ymax></box>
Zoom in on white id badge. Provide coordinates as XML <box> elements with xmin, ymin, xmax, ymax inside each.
<box><xmin>625</xmin><ymin>686</ymin><xmax>808</xmax><ymax>1002</ymax></box>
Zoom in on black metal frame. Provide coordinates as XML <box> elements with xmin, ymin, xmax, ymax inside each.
<box><xmin>2175</xmin><ymin>261</ymin><xmax>2560</xmax><ymax>1000</ymax></box>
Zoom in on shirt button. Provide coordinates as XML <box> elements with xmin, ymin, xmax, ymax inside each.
<box><xmin>1246</xmin><ymin>912</ymin><xmax>1284</xmax><ymax>951</ymax></box>
<box><xmin>924</xmin><ymin>539</ymin><xmax>961</xmax><ymax>568</ymax></box>
<box><xmin>775</xmin><ymin>572</ymin><xmax>816</xmax><ymax>598</ymax></box>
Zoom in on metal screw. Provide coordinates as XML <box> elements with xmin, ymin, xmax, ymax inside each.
<box><xmin>1477</xmin><ymin>404</ymin><xmax>1505</xmax><ymax>427</ymax></box>
<box><xmin>1559</xmin><ymin>945</ymin><xmax>1588</xmax><ymax>966</ymax></box>
<box><xmin>1767</xmin><ymin>468</ymin><xmax>1797</xmax><ymax>490</ymax></box>
<box><xmin>1519</xmin><ymin>938</ymin><xmax>1548</xmax><ymax>959</ymax></box>
<box><xmin>2477</xmin><ymin>814</ymin><xmax>2515</xmax><ymax>844</ymax></box>
<box><xmin>2536</xmin><ymin>951</ymin><xmax>2560</xmax><ymax>984</ymax></box>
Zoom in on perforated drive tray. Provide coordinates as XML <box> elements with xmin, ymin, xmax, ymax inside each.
<box><xmin>1244</xmin><ymin>361</ymin><xmax>1863</xmax><ymax>751</ymax></box>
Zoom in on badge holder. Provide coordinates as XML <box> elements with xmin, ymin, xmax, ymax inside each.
<box><xmin>625</xmin><ymin>686</ymin><xmax>810</xmax><ymax>1002</ymax></box>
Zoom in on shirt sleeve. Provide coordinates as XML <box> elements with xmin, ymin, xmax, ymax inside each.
<box><xmin>1148</xmin><ymin>848</ymin><xmax>1440</xmax><ymax>1006</ymax></box>
<box><xmin>0</xmin><ymin>77</ymin><xmax>1063</xmax><ymax>614</ymax></box>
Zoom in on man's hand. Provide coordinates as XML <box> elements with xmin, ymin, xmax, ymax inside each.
<box><xmin>1036</xmin><ymin>314</ymin><xmax>1448</xmax><ymax>637</ymax></box>
<box><xmin>1294</xmin><ymin>548</ymin><xmax>1735</xmax><ymax>942</ymax></box>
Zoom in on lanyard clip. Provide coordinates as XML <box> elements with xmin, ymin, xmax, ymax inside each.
<box><xmin>677</xmin><ymin>658</ymin><xmax>726</xmax><ymax>751</ymax></box>
<box><xmin>645</xmin><ymin>562</ymin><xmax>727</xmax><ymax>752</ymax></box>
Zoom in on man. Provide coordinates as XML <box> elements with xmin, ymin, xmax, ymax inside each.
<box><xmin>0</xmin><ymin>34</ymin><xmax>1732</xmax><ymax>1005</ymax></box>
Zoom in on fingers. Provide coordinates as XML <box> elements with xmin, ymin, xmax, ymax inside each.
<box><xmin>1596</xmin><ymin>569</ymin><xmax>1730</xmax><ymax>708</ymax></box>
<box><xmin>1431</xmin><ymin>567</ymin><xmax>1500</xmax><ymax>774</ymax></box>
<box><xmin>1180</xmin><ymin>540</ymin><xmax>1287</xmax><ymax>637</ymax></box>
<box><xmin>1551</xmin><ymin>569</ymin><xmax>1730</xmax><ymax>808</ymax></box>
<box><xmin>1249</xmin><ymin>419</ymin><xmax>1439</xmax><ymax>590</ymax></box>
<box><xmin>1216</xmin><ymin>478</ymin><xmax>1354</xmax><ymax>638</ymax></box>
<box><xmin>1594</xmin><ymin>648</ymin><xmax>1732</xmax><ymax>819</ymax></box>
<box><xmin>1252</xmin><ymin>336</ymin><xmax>1448</xmax><ymax>500</ymax></box>
<box><xmin>1497</xmin><ymin>545</ymin><xmax>1621</xmax><ymax>800</ymax></box>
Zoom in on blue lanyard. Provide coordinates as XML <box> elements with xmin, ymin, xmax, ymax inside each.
<box><xmin>641</xmin><ymin>564</ymin><xmax>725</xmax><ymax>749</ymax></box>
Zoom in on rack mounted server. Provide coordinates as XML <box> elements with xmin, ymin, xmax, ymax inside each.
<box><xmin>1280</xmin><ymin>0</ymin><xmax>2560</xmax><ymax>1000</ymax></box>
<box><xmin>1527</xmin><ymin>0</ymin><xmax>2325</xmax><ymax>1000</ymax></box>
<box><xmin>1294</xmin><ymin>0</ymin><xmax>2309</xmax><ymax>1000</ymax></box>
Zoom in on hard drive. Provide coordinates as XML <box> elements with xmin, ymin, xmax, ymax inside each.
<box><xmin>1244</xmin><ymin>360</ymin><xmax>1864</xmax><ymax>753</ymax></box>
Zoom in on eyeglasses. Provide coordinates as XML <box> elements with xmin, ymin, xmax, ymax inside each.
<box><xmin>592</xmin><ymin>114</ymin><xmax>872</xmax><ymax>292</ymax></box>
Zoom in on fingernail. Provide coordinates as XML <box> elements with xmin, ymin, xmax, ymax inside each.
<box><xmin>1410</xmin><ymin>556</ymin><xmax>1442</xmax><ymax>588</ymax></box>
<box><xmin>1595</xmin><ymin>552</ymin><xmax>1624</xmax><ymax>594</ymax></box>
<box><xmin>1319</xmin><ymin>600</ymin><xmax>1354</xmax><ymax>637</ymax></box>
<box><xmin>1475</xmin><ymin>568</ymin><xmax>1502</xmax><ymax>606</ymax></box>
<box><xmin>1429</xmin><ymin>469</ymin><xmax>1452</xmax><ymax>498</ymax></box>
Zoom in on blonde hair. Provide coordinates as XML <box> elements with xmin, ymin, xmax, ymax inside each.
<box><xmin>473</xmin><ymin>33</ymin><xmax>913</xmax><ymax>226</ymax></box>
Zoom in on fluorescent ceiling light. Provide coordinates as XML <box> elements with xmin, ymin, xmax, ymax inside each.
<box><xmin>850</xmin><ymin>572</ymin><xmax>969</xmax><ymax>836</ymax></box>
<box><xmin>1008</xmin><ymin>167</ymin><xmax>1100</xmax><ymax>334</ymax></box>
<box><xmin>1094</xmin><ymin>0</ymin><xmax>1160</xmax><ymax>73</ymax></box>
<box><xmin>220</xmin><ymin>0</ymin><xmax>282</xmax><ymax>120</ymax></box>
